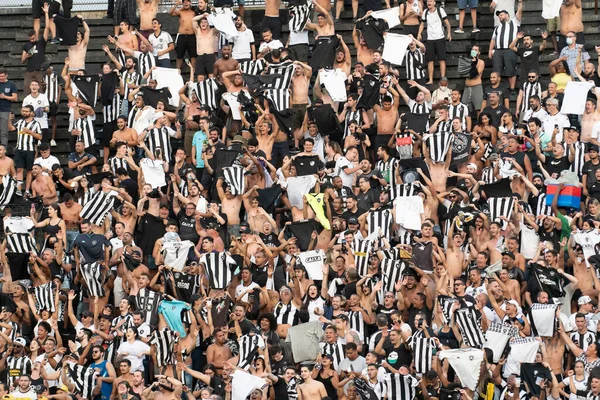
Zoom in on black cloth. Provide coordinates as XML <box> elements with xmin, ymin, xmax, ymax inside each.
<box><xmin>357</xmin><ymin>74</ymin><xmax>381</xmax><ymax>110</ymax></box>
<box><xmin>257</xmin><ymin>185</ymin><xmax>283</xmax><ymax>214</ymax></box>
<box><xmin>480</xmin><ymin>178</ymin><xmax>513</xmax><ymax>199</ymax></box>
<box><xmin>54</xmin><ymin>15</ymin><xmax>79</xmax><ymax>46</ymax></box>
<box><xmin>141</xmin><ymin>87</ymin><xmax>171</xmax><ymax>109</ymax></box>
<box><xmin>356</xmin><ymin>16</ymin><xmax>389</xmax><ymax>49</ymax></box>
<box><xmin>308</xmin><ymin>104</ymin><xmax>343</xmax><ymax>144</ymax></box>
<box><xmin>71</xmin><ymin>75</ymin><xmax>100</xmax><ymax>107</ymax></box>
<box><xmin>544</xmin><ymin>156</ymin><xmax>571</xmax><ymax>178</ymax></box>
<box><xmin>285</xmin><ymin>219</ymin><xmax>323</xmax><ymax>250</ymax></box>
<box><xmin>23</xmin><ymin>38</ymin><xmax>46</xmax><ymax>72</ymax></box>
<box><xmin>101</xmin><ymin>72</ymin><xmax>119</xmax><ymax>107</ymax></box>
<box><xmin>270</xmin><ymin>106</ymin><xmax>294</xmax><ymax>138</ymax></box>
<box><xmin>136</xmin><ymin>214</ymin><xmax>166</xmax><ymax>258</ymax></box>
<box><xmin>292</xmin><ymin>155</ymin><xmax>324</xmax><ymax>176</ymax></box>
<box><xmin>451</xmin><ymin>132</ymin><xmax>472</xmax><ymax>167</ymax></box>
<box><xmin>211</xmin><ymin>148</ymin><xmax>242</xmax><ymax>172</ymax></box>
<box><xmin>309</xmin><ymin>35</ymin><xmax>340</xmax><ymax>71</ymax></box>
<box><xmin>241</xmin><ymin>73</ymin><xmax>283</xmax><ymax>94</ymax></box>
<box><xmin>517</xmin><ymin>46</ymin><xmax>541</xmax><ymax>78</ymax></box>
<box><xmin>404</xmin><ymin>113</ymin><xmax>429</xmax><ymax>134</ymax></box>
<box><xmin>520</xmin><ymin>363</ymin><xmax>552</xmax><ymax>397</ymax></box>
<box><xmin>525</xmin><ymin>263</ymin><xmax>568</xmax><ymax>300</ymax></box>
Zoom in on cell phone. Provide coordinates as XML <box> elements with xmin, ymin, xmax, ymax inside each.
<box><xmin>417</xmin><ymin>319</ymin><xmax>423</xmax><ymax>328</ymax></box>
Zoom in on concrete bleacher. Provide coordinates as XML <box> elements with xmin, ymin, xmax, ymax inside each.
<box><xmin>0</xmin><ymin>1</ymin><xmax>598</xmax><ymax>167</ymax></box>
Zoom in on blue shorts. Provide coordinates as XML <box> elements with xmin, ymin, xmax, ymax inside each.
<box><xmin>457</xmin><ymin>0</ymin><xmax>478</xmax><ymax>9</ymax></box>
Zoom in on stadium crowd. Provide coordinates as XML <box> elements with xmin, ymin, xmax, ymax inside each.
<box><xmin>0</xmin><ymin>0</ymin><xmax>600</xmax><ymax>399</ymax></box>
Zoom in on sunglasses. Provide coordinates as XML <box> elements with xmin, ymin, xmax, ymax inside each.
<box><xmin>528</xmin><ymin>76</ymin><xmax>536</xmax><ymax>79</ymax></box>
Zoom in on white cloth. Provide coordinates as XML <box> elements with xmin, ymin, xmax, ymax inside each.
<box><xmin>258</xmin><ymin>39</ymin><xmax>284</xmax><ymax>53</ymax></box>
<box><xmin>286</xmin><ymin>175</ymin><xmax>317</xmax><ymax>209</ymax></box>
<box><xmin>542</xmin><ymin>0</ymin><xmax>562</xmax><ymax>19</ymax></box>
<box><xmin>4</xmin><ymin>217</ymin><xmax>34</xmax><ymax>234</ymax></box>
<box><xmin>561</xmin><ymin>81</ymin><xmax>595</xmax><ymax>115</ymax></box>
<box><xmin>222</xmin><ymin>92</ymin><xmax>242</xmax><ymax>120</ymax></box>
<box><xmin>529</xmin><ymin>303</ymin><xmax>557</xmax><ymax>337</ymax></box>
<box><xmin>231</xmin><ymin>28</ymin><xmax>254</xmax><ymax>60</ymax></box>
<box><xmin>296</xmin><ymin>250</ymin><xmax>326</xmax><ymax>280</ymax></box>
<box><xmin>371</xmin><ymin>7</ymin><xmax>401</xmax><ymax>28</ymax></box>
<box><xmin>231</xmin><ymin>370</ymin><xmax>268</xmax><ymax>400</ymax></box>
<box><xmin>132</xmin><ymin>106</ymin><xmax>156</xmax><ymax>134</ymax></box>
<box><xmin>572</xmin><ymin>230</ymin><xmax>600</xmax><ymax>269</ymax></box>
<box><xmin>161</xmin><ymin>240</ymin><xmax>195</xmax><ymax>271</ymax></box>
<box><xmin>438</xmin><ymin>348</ymin><xmax>484</xmax><ymax>390</ymax></box>
<box><xmin>140</xmin><ymin>158</ymin><xmax>166</xmax><ymax>189</ymax></box>
<box><xmin>382</xmin><ymin>33</ymin><xmax>413</xmax><ymax>66</ymax></box>
<box><xmin>483</xmin><ymin>323</ymin><xmax>518</xmax><ymax>362</ymax></box>
<box><xmin>152</xmin><ymin>67</ymin><xmax>184</xmax><ymax>108</ymax></box>
<box><xmin>509</xmin><ymin>337</ymin><xmax>540</xmax><ymax>363</ymax></box>
<box><xmin>208</xmin><ymin>8</ymin><xmax>238</xmax><ymax>38</ymax></box>
<box><xmin>394</xmin><ymin>195</ymin><xmax>424</xmax><ymax>231</ymax></box>
<box><xmin>34</xmin><ymin>155</ymin><xmax>60</xmax><ymax>171</ymax></box>
<box><xmin>319</xmin><ymin>69</ymin><xmax>348</xmax><ymax>102</ymax></box>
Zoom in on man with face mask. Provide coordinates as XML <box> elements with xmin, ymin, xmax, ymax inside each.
<box><xmin>559</xmin><ymin>0</ymin><xmax>584</xmax><ymax>49</ymax></box>
<box><xmin>463</xmin><ymin>45</ymin><xmax>485</xmax><ymax>115</ymax></box>
<box><xmin>560</xmin><ymin>31</ymin><xmax>590</xmax><ymax>77</ymax></box>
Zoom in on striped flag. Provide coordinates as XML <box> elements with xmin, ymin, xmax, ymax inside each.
<box><xmin>265</xmin><ymin>61</ymin><xmax>295</xmax><ymax>90</ymax></box>
<box><xmin>149</xmin><ymin>328</ymin><xmax>178</xmax><ymax>368</ymax></box>
<box><xmin>0</xmin><ymin>175</ymin><xmax>16</xmax><ymax>209</ymax></box>
<box><xmin>425</xmin><ymin>132</ymin><xmax>453</xmax><ymax>163</ymax></box>
<box><xmin>368</xmin><ymin>208</ymin><xmax>393</xmax><ymax>239</ymax></box>
<box><xmin>455</xmin><ymin>308</ymin><xmax>486</xmax><ymax>347</ymax></box>
<box><xmin>33</xmin><ymin>282</ymin><xmax>56</xmax><ymax>313</ymax></box>
<box><xmin>487</xmin><ymin>197</ymin><xmax>515</xmax><ymax>230</ymax></box>
<box><xmin>384</xmin><ymin>373</ymin><xmax>418</xmax><ymax>400</ymax></box>
<box><xmin>439</xmin><ymin>295</ymin><xmax>458</xmax><ymax>325</ymax></box>
<box><xmin>68</xmin><ymin>364</ymin><xmax>98</xmax><ymax>398</ymax></box>
<box><xmin>200</xmin><ymin>251</ymin><xmax>238</xmax><ymax>290</ymax></box>
<box><xmin>193</xmin><ymin>78</ymin><xmax>219</xmax><ymax>111</ymax></box>
<box><xmin>223</xmin><ymin>166</ymin><xmax>245</xmax><ymax>196</ymax></box>
<box><xmin>262</xmin><ymin>89</ymin><xmax>291</xmax><ymax>112</ymax></box>
<box><xmin>412</xmin><ymin>336</ymin><xmax>435</xmax><ymax>373</ymax></box>
<box><xmin>353</xmin><ymin>238</ymin><xmax>372</xmax><ymax>277</ymax></box>
<box><xmin>80</xmin><ymin>191</ymin><xmax>117</xmax><ymax>226</ymax></box>
<box><xmin>6</xmin><ymin>233</ymin><xmax>37</xmax><ymax>254</ymax></box>
<box><xmin>239</xmin><ymin>59</ymin><xmax>267</xmax><ymax>75</ymax></box>
<box><xmin>380</xmin><ymin>259</ymin><xmax>406</xmax><ymax>294</ymax></box>
<box><xmin>80</xmin><ymin>262</ymin><xmax>106</xmax><ymax>298</ymax></box>
<box><xmin>288</xmin><ymin>0</ymin><xmax>313</xmax><ymax>32</ymax></box>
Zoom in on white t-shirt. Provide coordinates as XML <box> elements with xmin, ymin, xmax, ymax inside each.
<box><xmin>9</xmin><ymin>388</ymin><xmax>36</xmax><ymax>400</ymax></box>
<box><xmin>421</xmin><ymin>7</ymin><xmax>447</xmax><ymax>41</ymax></box>
<box><xmin>231</xmin><ymin>29</ymin><xmax>255</xmax><ymax>60</ymax></box>
<box><xmin>334</xmin><ymin>156</ymin><xmax>355</xmax><ymax>188</ymax></box>
<box><xmin>34</xmin><ymin>155</ymin><xmax>60</xmax><ymax>171</ymax></box>
<box><xmin>258</xmin><ymin>39</ymin><xmax>283</xmax><ymax>53</ymax></box>
<box><xmin>289</xmin><ymin>30</ymin><xmax>309</xmax><ymax>46</ymax></box>
<box><xmin>23</xmin><ymin>93</ymin><xmax>50</xmax><ymax>129</ymax></box>
<box><xmin>148</xmin><ymin>31</ymin><xmax>174</xmax><ymax>60</ymax></box>
<box><xmin>591</xmin><ymin>121</ymin><xmax>600</xmax><ymax>142</ymax></box>
<box><xmin>117</xmin><ymin>340</ymin><xmax>150</xmax><ymax>372</ymax></box>
<box><xmin>235</xmin><ymin>282</ymin><xmax>260</xmax><ymax>303</ymax></box>
<box><xmin>542</xmin><ymin>112</ymin><xmax>570</xmax><ymax>143</ymax></box>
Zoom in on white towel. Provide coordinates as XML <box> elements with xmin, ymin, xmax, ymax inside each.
<box><xmin>4</xmin><ymin>217</ymin><xmax>34</xmax><ymax>234</ymax></box>
<box><xmin>394</xmin><ymin>195</ymin><xmax>424</xmax><ymax>231</ymax></box>
<box><xmin>438</xmin><ymin>348</ymin><xmax>484</xmax><ymax>390</ymax></box>
<box><xmin>371</xmin><ymin>7</ymin><xmax>401</xmax><ymax>28</ymax></box>
<box><xmin>542</xmin><ymin>0</ymin><xmax>562</xmax><ymax>19</ymax></box>
<box><xmin>222</xmin><ymin>92</ymin><xmax>242</xmax><ymax>120</ymax></box>
<box><xmin>296</xmin><ymin>250</ymin><xmax>325</xmax><ymax>280</ymax></box>
<box><xmin>561</xmin><ymin>81</ymin><xmax>594</xmax><ymax>115</ymax></box>
<box><xmin>509</xmin><ymin>337</ymin><xmax>539</xmax><ymax>363</ymax></box>
<box><xmin>140</xmin><ymin>159</ymin><xmax>166</xmax><ymax>189</ymax></box>
<box><xmin>231</xmin><ymin>370</ymin><xmax>268</xmax><ymax>400</ymax></box>
<box><xmin>319</xmin><ymin>69</ymin><xmax>348</xmax><ymax>102</ymax></box>
<box><xmin>152</xmin><ymin>67</ymin><xmax>183</xmax><ymax>108</ymax></box>
<box><xmin>483</xmin><ymin>323</ymin><xmax>518</xmax><ymax>362</ymax></box>
<box><xmin>286</xmin><ymin>175</ymin><xmax>317</xmax><ymax>209</ymax></box>
<box><xmin>208</xmin><ymin>8</ymin><xmax>237</xmax><ymax>39</ymax></box>
<box><xmin>529</xmin><ymin>303</ymin><xmax>557</xmax><ymax>337</ymax></box>
<box><xmin>382</xmin><ymin>33</ymin><xmax>413</xmax><ymax>66</ymax></box>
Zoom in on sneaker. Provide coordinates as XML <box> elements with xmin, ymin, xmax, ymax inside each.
<box><xmin>454</xmin><ymin>28</ymin><xmax>464</xmax><ymax>34</ymax></box>
<box><xmin>472</xmin><ymin>27</ymin><xmax>480</xmax><ymax>33</ymax></box>
<box><xmin>50</xmin><ymin>139</ymin><xmax>57</xmax><ymax>147</ymax></box>
<box><xmin>49</xmin><ymin>38</ymin><xmax>61</xmax><ymax>45</ymax></box>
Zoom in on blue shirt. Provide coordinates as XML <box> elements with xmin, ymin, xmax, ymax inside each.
<box><xmin>90</xmin><ymin>360</ymin><xmax>112</xmax><ymax>400</ymax></box>
<box><xmin>191</xmin><ymin>130</ymin><xmax>207</xmax><ymax>168</ymax></box>
<box><xmin>158</xmin><ymin>300</ymin><xmax>191</xmax><ymax>337</ymax></box>
<box><xmin>0</xmin><ymin>81</ymin><xmax>17</xmax><ymax>112</ymax></box>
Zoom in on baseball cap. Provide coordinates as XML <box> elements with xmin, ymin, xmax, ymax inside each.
<box><xmin>590</xmin><ymin>145</ymin><xmax>600</xmax><ymax>152</ymax></box>
<box><xmin>347</xmin><ymin>217</ymin><xmax>359</xmax><ymax>225</ymax></box>
<box><xmin>578</xmin><ymin>295</ymin><xmax>593</xmax><ymax>305</ymax></box>
<box><xmin>14</xmin><ymin>337</ymin><xmax>26</xmax><ymax>347</ymax></box>
<box><xmin>35</xmin><ymin>385</ymin><xmax>48</xmax><ymax>394</ymax></box>
<box><xmin>232</xmin><ymin>135</ymin><xmax>248</xmax><ymax>145</ymax></box>
<box><xmin>2</xmin><ymin>395</ymin><xmax>15</xmax><ymax>400</ymax></box>
<box><xmin>240</xmin><ymin>225</ymin><xmax>251</xmax><ymax>234</ymax></box>
<box><xmin>191</xmin><ymin>294</ymin><xmax>202</xmax><ymax>303</ymax></box>
<box><xmin>506</xmin><ymin>299</ymin><xmax>520</xmax><ymax>308</ymax></box>
<box><xmin>569</xmin><ymin>126</ymin><xmax>580</xmax><ymax>133</ymax></box>
<box><xmin>54</xmin><ymin>384</ymin><xmax>69</xmax><ymax>392</ymax></box>
<box><xmin>495</xmin><ymin>9</ymin><xmax>509</xmax><ymax>16</ymax></box>
<box><xmin>501</xmin><ymin>251</ymin><xmax>515</xmax><ymax>260</ymax></box>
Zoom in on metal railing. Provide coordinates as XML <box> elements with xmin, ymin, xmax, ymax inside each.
<box><xmin>0</xmin><ymin>0</ymin><xmax>266</xmax><ymax>11</ymax></box>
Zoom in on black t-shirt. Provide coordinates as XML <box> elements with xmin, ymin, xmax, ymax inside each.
<box><xmin>484</xmin><ymin>83</ymin><xmax>510</xmax><ymax>106</ymax></box>
<box><xmin>357</xmin><ymin>189</ymin><xmax>380</xmax><ymax>211</ymax></box>
<box><xmin>508</xmin><ymin>266</ymin><xmax>525</xmax><ymax>283</ymax></box>
<box><xmin>583</xmin><ymin>160</ymin><xmax>600</xmax><ymax>188</ymax></box>
<box><xmin>481</xmin><ymin>105</ymin><xmax>509</xmax><ymax>127</ymax></box>
<box><xmin>356</xmin><ymin>17</ymin><xmax>389</xmax><ymax>49</ymax></box>
<box><xmin>544</xmin><ymin>156</ymin><xmax>571</xmax><ymax>178</ymax></box>
<box><xmin>539</xmin><ymin>227</ymin><xmax>561</xmax><ymax>250</ymax></box>
<box><xmin>342</xmin><ymin>208</ymin><xmax>367</xmax><ymax>221</ymax></box>
<box><xmin>589</xmin><ymin>181</ymin><xmax>600</xmax><ymax>201</ymax></box>
<box><xmin>382</xmin><ymin>342</ymin><xmax>412</xmax><ymax>370</ymax></box>
<box><xmin>517</xmin><ymin>46</ymin><xmax>541</xmax><ymax>76</ymax></box>
<box><xmin>177</xmin><ymin>209</ymin><xmax>200</xmax><ymax>243</ymax></box>
<box><xmin>119</xmin><ymin>178</ymin><xmax>139</xmax><ymax>204</ymax></box>
<box><xmin>376</xmin><ymin>304</ymin><xmax>399</xmax><ymax>328</ymax></box>
<box><xmin>23</xmin><ymin>38</ymin><xmax>46</xmax><ymax>72</ymax></box>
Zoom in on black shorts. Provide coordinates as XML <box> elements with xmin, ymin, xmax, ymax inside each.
<box><xmin>14</xmin><ymin>150</ymin><xmax>35</xmax><ymax>170</ymax></box>
<box><xmin>176</xmin><ymin>34</ymin><xmax>197</xmax><ymax>59</ymax></box>
<box><xmin>292</xmin><ymin>104</ymin><xmax>307</xmax><ymax>130</ymax></box>
<box><xmin>425</xmin><ymin>39</ymin><xmax>447</xmax><ymax>62</ymax></box>
<box><xmin>102</xmin><ymin>120</ymin><xmax>118</xmax><ymax>147</ymax></box>
<box><xmin>32</xmin><ymin>0</ymin><xmax>43</xmax><ymax>18</ymax></box>
<box><xmin>195</xmin><ymin>53</ymin><xmax>216</xmax><ymax>76</ymax></box>
<box><xmin>288</xmin><ymin>44</ymin><xmax>309</xmax><ymax>62</ymax></box>
<box><xmin>48</xmin><ymin>0</ymin><xmax>60</xmax><ymax>16</ymax></box>
<box><xmin>48</xmin><ymin>102</ymin><xmax>59</xmax><ymax>117</ymax></box>
<box><xmin>492</xmin><ymin>48</ymin><xmax>517</xmax><ymax>77</ymax></box>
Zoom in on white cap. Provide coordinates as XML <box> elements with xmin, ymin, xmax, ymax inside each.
<box><xmin>578</xmin><ymin>295</ymin><xmax>593</xmax><ymax>305</ymax></box>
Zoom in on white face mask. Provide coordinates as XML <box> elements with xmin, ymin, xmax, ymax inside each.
<box><xmin>566</xmin><ymin>37</ymin><xmax>574</xmax><ymax>45</ymax></box>
<box><xmin>577</xmin><ymin>256</ymin><xmax>583</xmax><ymax>263</ymax></box>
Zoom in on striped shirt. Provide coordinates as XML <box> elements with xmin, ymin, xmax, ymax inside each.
<box><xmin>405</xmin><ymin>49</ymin><xmax>426</xmax><ymax>81</ymax></box>
<box><xmin>15</xmin><ymin>118</ymin><xmax>41</xmax><ymax>151</ymax></box>
<box><xmin>564</xmin><ymin>141</ymin><xmax>585</xmax><ymax>177</ymax></box>
<box><xmin>103</xmin><ymin>92</ymin><xmax>122</xmax><ymax>123</ymax></box>
<box><xmin>122</xmin><ymin>70</ymin><xmax>141</xmax><ymax>103</ymax></box>
<box><xmin>449</xmin><ymin>102</ymin><xmax>469</xmax><ymax>130</ymax></box>
<box><xmin>137</xmin><ymin>52</ymin><xmax>156</xmax><ymax>77</ymax></box>
<box><xmin>108</xmin><ymin>156</ymin><xmax>128</xmax><ymax>175</ymax></box>
<box><xmin>344</xmin><ymin>109</ymin><xmax>363</xmax><ymax>138</ymax></box>
<box><xmin>72</xmin><ymin>116</ymin><xmax>96</xmax><ymax>149</ymax></box>
<box><xmin>145</xmin><ymin>126</ymin><xmax>177</xmax><ymax>164</ymax></box>
<box><xmin>492</xmin><ymin>18</ymin><xmax>520</xmax><ymax>49</ymax></box>
<box><xmin>43</xmin><ymin>72</ymin><xmax>60</xmax><ymax>103</ymax></box>
<box><xmin>519</xmin><ymin>81</ymin><xmax>542</xmax><ymax>113</ymax></box>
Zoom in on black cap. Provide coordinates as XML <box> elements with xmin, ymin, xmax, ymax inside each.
<box><xmin>240</xmin><ymin>225</ymin><xmax>251</xmax><ymax>234</ymax></box>
<box><xmin>35</xmin><ymin>385</ymin><xmax>48</xmax><ymax>394</ymax></box>
<box><xmin>495</xmin><ymin>9</ymin><xmax>509</xmax><ymax>16</ymax></box>
<box><xmin>191</xmin><ymin>294</ymin><xmax>202</xmax><ymax>303</ymax></box>
<box><xmin>590</xmin><ymin>145</ymin><xmax>600</xmax><ymax>152</ymax></box>
<box><xmin>502</xmin><ymin>251</ymin><xmax>515</xmax><ymax>260</ymax></box>
<box><xmin>347</xmin><ymin>217</ymin><xmax>359</xmax><ymax>225</ymax></box>
<box><xmin>569</xmin><ymin>126</ymin><xmax>580</xmax><ymax>133</ymax></box>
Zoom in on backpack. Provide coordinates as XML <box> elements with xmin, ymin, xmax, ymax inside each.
<box><xmin>421</xmin><ymin>7</ymin><xmax>445</xmax><ymax>41</ymax></box>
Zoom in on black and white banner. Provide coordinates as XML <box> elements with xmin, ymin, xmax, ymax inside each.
<box><xmin>0</xmin><ymin>175</ymin><xmax>17</xmax><ymax>209</ymax></box>
<box><xmin>80</xmin><ymin>262</ymin><xmax>105</xmax><ymax>298</ymax></box>
<box><xmin>68</xmin><ymin>364</ymin><xmax>98</xmax><ymax>399</ymax></box>
<box><xmin>455</xmin><ymin>308</ymin><xmax>486</xmax><ymax>347</ymax></box>
<box><xmin>425</xmin><ymin>133</ymin><xmax>453</xmax><ymax>163</ymax></box>
<box><xmin>529</xmin><ymin>303</ymin><xmax>558</xmax><ymax>337</ymax></box>
<box><xmin>487</xmin><ymin>197</ymin><xmax>515</xmax><ymax>230</ymax></box>
<box><xmin>80</xmin><ymin>191</ymin><xmax>118</xmax><ymax>226</ymax></box>
<box><xmin>33</xmin><ymin>282</ymin><xmax>56</xmax><ymax>313</ymax></box>
<box><xmin>223</xmin><ymin>166</ymin><xmax>245</xmax><ymax>196</ymax></box>
<box><xmin>6</xmin><ymin>233</ymin><xmax>37</xmax><ymax>254</ymax></box>
<box><xmin>483</xmin><ymin>322</ymin><xmax>518</xmax><ymax>362</ymax></box>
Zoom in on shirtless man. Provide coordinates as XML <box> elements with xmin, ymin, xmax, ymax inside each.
<box><xmin>291</xmin><ymin>60</ymin><xmax>312</xmax><ymax>147</ymax></box>
<box><xmin>0</xmin><ymin>144</ymin><xmax>16</xmax><ymax>178</ymax></box>
<box><xmin>216</xmin><ymin>177</ymin><xmax>242</xmax><ymax>237</ymax></box>
<box><xmin>446</xmin><ymin>224</ymin><xmax>466</xmax><ymax>279</ymax></box>
<box><xmin>253</xmin><ymin>114</ymin><xmax>278</xmax><ymax>161</ymax></box>
<box><xmin>464</xmin><ymin>45</ymin><xmax>485</xmax><ymax>115</ymax></box>
<box><xmin>297</xmin><ymin>365</ymin><xmax>328</xmax><ymax>400</ymax></box>
<box><xmin>373</xmin><ymin>88</ymin><xmax>400</xmax><ymax>149</ymax></box>
<box><xmin>581</xmin><ymin>99</ymin><xmax>600</xmax><ymax>144</ymax></box>
<box><xmin>170</xmin><ymin>0</ymin><xmax>197</xmax><ymax>70</ymax></box>
<box><xmin>479</xmin><ymin>221</ymin><xmax>504</xmax><ymax>265</ymax></box>
<box><xmin>213</xmin><ymin>44</ymin><xmax>239</xmax><ymax>84</ymax></box>
<box><xmin>262</xmin><ymin>0</ymin><xmax>282</xmax><ymax>40</ymax></box>
<box><xmin>111</xmin><ymin>116</ymin><xmax>139</xmax><ymax>148</ymax></box>
<box><xmin>31</xmin><ymin>164</ymin><xmax>57</xmax><ymax>205</ymax></box>
<box><xmin>206</xmin><ymin>329</ymin><xmax>232</xmax><ymax>374</ymax></box>
<box><xmin>221</xmin><ymin>70</ymin><xmax>247</xmax><ymax>94</ymax></box>
<box><xmin>333</xmin><ymin>35</ymin><xmax>352</xmax><ymax>77</ymax></box>
<box><xmin>59</xmin><ymin>194</ymin><xmax>82</xmax><ymax>250</ymax></box>
<box><xmin>68</xmin><ymin>16</ymin><xmax>90</xmax><ymax>71</ymax></box>
<box><xmin>352</xmin><ymin>26</ymin><xmax>374</xmax><ymax>66</ymax></box>
<box><xmin>496</xmin><ymin>267</ymin><xmax>521</xmax><ymax>303</ymax></box>
<box><xmin>136</xmin><ymin>0</ymin><xmax>159</xmax><ymax>35</ymax></box>
<box><xmin>111</xmin><ymin>200</ymin><xmax>138</xmax><ymax>234</ymax></box>
<box><xmin>568</xmin><ymin>233</ymin><xmax>597</xmax><ymax>297</ymax></box>
<box><xmin>116</xmin><ymin>20</ymin><xmax>138</xmax><ymax>53</ymax></box>
<box><xmin>111</xmin><ymin>361</ymin><xmax>134</xmax><ymax>397</ymax></box>
<box><xmin>560</xmin><ymin>0</ymin><xmax>584</xmax><ymax>46</ymax></box>
<box><xmin>192</xmin><ymin>14</ymin><xmax>219</xmax><ymax>81</ymax></box>
<box><xmin>142</xmin><ymin>376</ymin><xmax>182</xmax><ymax>400</ymax></box>
<box><xmin>305</xmin><ymin>2</ymin><xmax>335</xmax><ymax>36</ymax></box>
